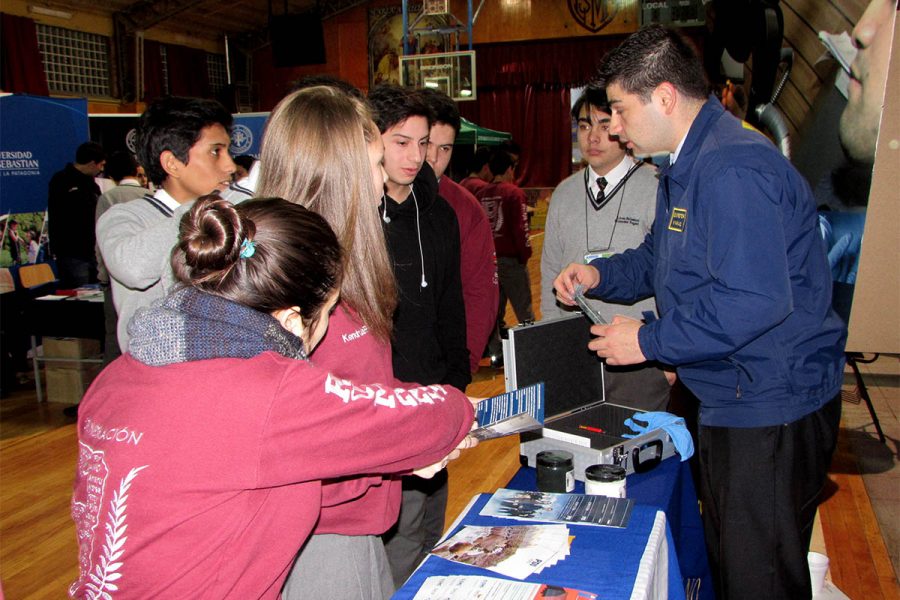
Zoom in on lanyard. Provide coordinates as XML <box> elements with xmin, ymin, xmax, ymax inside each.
<box><xmin>583</xmin><ymin>161</ymin><xmax>643</xmax><ymax>251</ymax></box>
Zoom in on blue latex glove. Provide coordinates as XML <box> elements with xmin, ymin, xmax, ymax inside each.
<box><xmin>818</xmin><ymin>212</ymin><xmax>864</xmax><ymax>285</ymax></box>
<box><xmin>622</xmin><ymin>411</ymin><xmax>694</xmax><ymax>461</ymax></box>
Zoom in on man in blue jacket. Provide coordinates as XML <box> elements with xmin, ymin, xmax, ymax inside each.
<box><xmin>554</xmin><ymin>25</ymin><xmax>846</xmax><ymax>600</ymax></box>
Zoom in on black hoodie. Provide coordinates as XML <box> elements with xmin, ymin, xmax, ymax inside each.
<box><xmin>381</xmin><ymin>162</ymin><xmax>471</xmax><ymax>392</ymax></box>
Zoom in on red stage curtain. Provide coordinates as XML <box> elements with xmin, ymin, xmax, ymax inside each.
<box><xmin>460</xmin><ymin>85</ymin><xmax>571</xmax><ymax>188</ymax></box>
<box><xmin>143</xmin><ymin>40</ymin><xmax>165</xmax><ymax>103</ymax></box>
<box><xmin>458</xmin><ymin>35</ymin><xmax>632</xmax><ymax>188</ymax></box>
<box><xmin>166</xmin><ymin>44</ymin><xmax>210</xmax><ymax>98</ymax></box>
<box><xmin>0</xmin><ymin>13</ymin><xmax>50</xmax><ymax>96</ymax></box>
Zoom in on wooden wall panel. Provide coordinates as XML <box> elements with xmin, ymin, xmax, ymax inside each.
<box><xmin>448</xmin><ymin>0</ymin><xmax>641</xmax><ymax>44</ymax></box>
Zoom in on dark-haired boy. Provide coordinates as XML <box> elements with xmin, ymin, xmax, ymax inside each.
<box><xmin>476</xmin><ymin>149</ymin><xmax>533</xmax><ymax>329</ymax></box>
<box><xmin>97</xmin><ymin>96</ymin><xmax>235</xmax><ymax>351</ymax></box>
<box><xmin>47</xmin><ymin>141</ymin><xmax>106</xmax><ymax>287</ymax></box>
<box><xmin>541</xmin><ymin>88</ymin><xmax>671</xmax><ymax>412</ymax></box>
<box><xmin>459</xmin><ymin>146</ymin><xmax>492</xmax><ymax>195</ymax></box>
<box><xmin>419</xmin><ymin>87</ymin><xmax>498</xmax><ymax>374</ymax></box>
<box><xmin>368</xmin><ymin>84</ymin><xmax>469</xmax><ymax>586</ymax></box>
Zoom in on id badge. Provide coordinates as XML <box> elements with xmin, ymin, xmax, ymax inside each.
<box><xmin>584</xmin><ymin>249</ymin><xmax>614</xmax><ymax>263</ymax></box>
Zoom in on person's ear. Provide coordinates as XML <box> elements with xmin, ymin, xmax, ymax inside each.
<box><xmin>160</xmin><ymin>150</ymin><xmax>185</xmax><ymax>179</ymax></box>
<box><xmin>654</xmin><ymin>82</ymin><xmax>678</xmax><ymax>115</ymax></box>
<box><xmin>271</xmin><ymin>307</ymin><xmax>306</xmax><ymax>340</ymax></box>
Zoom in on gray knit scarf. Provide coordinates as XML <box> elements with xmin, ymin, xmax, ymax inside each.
<box><xmin>128</xmin><ymin>287</ymin><xmax>307</xmax><ymax>367</ymax></box>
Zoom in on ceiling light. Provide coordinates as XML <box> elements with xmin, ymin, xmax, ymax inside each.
<box><xmin>28</xmin><ymin>5</ymin><xmax>73</xmax><ymax>19</ymax></box>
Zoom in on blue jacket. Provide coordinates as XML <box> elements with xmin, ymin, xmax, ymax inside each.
<box><xmin>593</xmin><ymin>98</ymin><xmax>846</xmax><ymax>428</ymax></box>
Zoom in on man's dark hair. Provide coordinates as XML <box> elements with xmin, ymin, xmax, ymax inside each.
<box><xmin>104</xmin><ymin>151</ymin><xmax>139</xmax><ymax>182</ymax></box>
<box><xmin>488</xmin><ymin>150</ymin><xmax>515</xmax><ymax>178</ymax></box>
<box><xmin>596</xmin><ymin>24</ymin><xmax>709</xmax><ymax>103</ymax></box>
<box><xmin>368</xmin><ymin>84</ymin><xmax>433</xmax><ymax>133</ymax></box>
<box><xmin>136</xmin><ymin>96</ymin><xmax>233</xmax><ymax>186</ymax></box>
<box><xmin>468</xmin><ymin>146</ymin><xmax>492</xmax><ymax>174</ymax></box>
<box><xmin>233</xmin><ymin>154</ymin><xmax>256</xmax><ymax>172</ymax></box>
<box><xmin>500</xmin><ymin>139</ymin><xmax>521</xmax><ymax>157</ymax></box>
<box><xmin>290</xmin><ymin>74</ymin><xmax>365</xmax><ymax>100</ymax></box>
<box><xmin>75</xmin><ymin>142</ymin><xmax>106</xmax><ymax>165</ymax></box>
<box><xmin>418</xmin><ymin>87</ymin><xmax>461</xmax><ymax>135</ymax></box>
<box><xmin>571</xmin><ymin>87</ymin><xmax>612</xmax><ymax>120</ymax></box>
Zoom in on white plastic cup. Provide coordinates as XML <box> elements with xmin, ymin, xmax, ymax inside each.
<box><xmin>808</xmin><ymin>551</ymin><xmax>829</xmax><ymax>596</ymax></box>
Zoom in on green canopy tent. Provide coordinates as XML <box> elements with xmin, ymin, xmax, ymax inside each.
<box><xmin>455</xmin><ymin>118</ymin><xmax>512</xmax><ymax>146</ymax></box>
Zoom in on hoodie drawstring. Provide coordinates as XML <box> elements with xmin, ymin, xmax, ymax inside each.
<box><xmin>410</xmin><ymin>186</ymin><xmax>427</xmax><ymax>288</ymax></box>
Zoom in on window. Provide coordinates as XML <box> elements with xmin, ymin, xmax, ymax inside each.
<box><xmin>36</xmin><ymin>24</ymin><xmax>111</xmax><ymax>97</ymax></box>
<box><xmin>159</xmin><ymin>45</ymin><xmax>170</xmax><ymax>96</ymax></box>
<box><xmin>207</xmin><ymin>53</ymin><xmax>228</xmax><ymax>95</ymax></box>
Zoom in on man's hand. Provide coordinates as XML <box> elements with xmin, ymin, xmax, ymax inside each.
<box><xmin>589</xmin><ymin>315</ymin><xmax>647</xmax><ymax>366</ymax></box>
<box><xmin>553</xmin><ymin>263</ymin><xmax>601</xmax><ymax>306</ymax></box>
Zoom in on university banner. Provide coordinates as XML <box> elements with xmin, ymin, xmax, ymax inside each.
<box><xmin>0</xmin><ymin>94</ymin><xmax>89</xmax><ymax>214</ymax></box>
<box><xmin>88</xmin><ymin>111</ymin><xmax>268</xmax><ymax>163</ymax></box>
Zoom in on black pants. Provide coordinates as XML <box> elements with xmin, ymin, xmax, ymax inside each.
<box><xmin>697</xmin><ymin>394</ymin><xmax>841</xmax><ymax>600</ymax></box>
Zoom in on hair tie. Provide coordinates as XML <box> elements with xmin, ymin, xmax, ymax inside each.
<box><xmin>239</xmin><ymin>238</ymin><xmax>256</xmax><ymax>259</ymax></box>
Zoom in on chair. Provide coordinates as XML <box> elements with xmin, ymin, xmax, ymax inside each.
<box><xmin>16</xmin><ymin>263</ymin><xmax>58</xmax><ymax>297</ymax></box>
<box><xmin>832</xmin><ymin>284</ymin><xmax>886</xmax><ymax>445</ymax></box>
<box><xmin>0</xmin><ymin>268</ymin><xmax>14</xmax><ymax>293</ymax></box>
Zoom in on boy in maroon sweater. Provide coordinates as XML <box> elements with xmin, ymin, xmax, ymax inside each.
<box><xmin>476</xmin><ymin>150</ymin><xmax>534</xmax><ymax>332</ymax></box>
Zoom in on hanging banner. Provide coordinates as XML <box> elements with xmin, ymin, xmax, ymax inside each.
<box><xmin>89</xmin><ymin>114</ymin><xmax>140</xmax><ymax>156</ymax></box>
<box><xmin>88</xmin><ymin>112</ymin><xmax>268</xmax><ymax>164</ymax></box>
<box><xmin>0</xmin><ymin>94</ymin><xmax>89</xmax><ymax>214</ymax></box>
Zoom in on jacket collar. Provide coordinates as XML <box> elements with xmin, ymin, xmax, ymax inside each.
<box><xmin>659</xmin><ymin>95</ymin><xmax>725</xmax><ymax>186</ymax></box>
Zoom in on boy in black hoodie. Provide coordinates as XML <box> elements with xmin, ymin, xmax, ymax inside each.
<box><xmin>369</xmin><ymin>84</ymin><xmax>470</xmax><ymax>587</ymax></box>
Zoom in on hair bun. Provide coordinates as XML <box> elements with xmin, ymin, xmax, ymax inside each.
<box><xmin>174</xmin><ymin>193</ymin><xmax>255</xmax><ymax>285</ymax></box>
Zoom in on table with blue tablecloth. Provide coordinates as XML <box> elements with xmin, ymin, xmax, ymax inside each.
<box><xmin>393</xmin><ymin>456</ymin><xmax>712</xmax><ymax>600</ymax></box>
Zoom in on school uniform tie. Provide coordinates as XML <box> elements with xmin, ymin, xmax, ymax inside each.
<box><xmin>591</xmin><ymin>177</ymin><xmax>608</xmax><ymax>210</ymax></box>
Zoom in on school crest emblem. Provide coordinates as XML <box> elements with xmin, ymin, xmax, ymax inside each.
<box><xmin>568</xmin><ymin>0</ymin><xmax>618</xmax><ymax>33</ymax></box>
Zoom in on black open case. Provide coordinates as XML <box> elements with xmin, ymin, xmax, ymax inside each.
<box><xmin>504</xmin><ymin>314</ymin><xmax>676</xmax><ymax>479</ymax></box>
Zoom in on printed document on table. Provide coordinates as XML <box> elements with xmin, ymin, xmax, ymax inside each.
<box><xmin>481</xmin><ymin>488</ymin><xmax>634</xmax><ymax>529</ymax></box>
<box><xmin>412</xmin><ymin>575</ymin><xmax>597</xmax><ymax>600</ymax></box>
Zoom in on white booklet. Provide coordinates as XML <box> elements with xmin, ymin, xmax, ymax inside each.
<box><xmin>471</xmin><ymin>382</ymin><xmax>545</xmax><ymax>441</ymax></box>
<box><xmin>412</xmin><ymin>575</ymin><xmax>597</xmax><ymax>600</ymax></box>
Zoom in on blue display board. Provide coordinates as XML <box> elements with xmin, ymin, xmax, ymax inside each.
<box><xmin>0</xmin><ymin>95</ymin><xmax>89</xmax><ymax>214</ymax></box>
<box><xmin>230</xmin><ymin>113</ymin><xmax>268</xmax><ymax>158</ymax></box>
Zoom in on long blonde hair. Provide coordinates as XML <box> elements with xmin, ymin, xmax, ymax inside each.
<box><xmin>258</xmin><ymin>86</ymin><xmax>396</xmax><ymax>341</ymax></box>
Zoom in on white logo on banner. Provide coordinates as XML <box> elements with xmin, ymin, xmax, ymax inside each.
<box><xmin>230</xmin><ymin>124</ymin><xmax>253</xmax><ymax>155</ymax></box>
<box><xmin>126</xmin><ymin>128</ymin><xmax>138</xmax><ymax>154</ymax></box>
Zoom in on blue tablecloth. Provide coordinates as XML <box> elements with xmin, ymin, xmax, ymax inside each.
<box><xmin>508</xmin><ymin>458</ymin><xmax>713</xmax><ymax>600</ymax></box>
<box><xmin>392</xmin><ymin>456</ymin><xmax>713</xmax><ymax>600</ymax></box>
<box><xmin>392</xmin><ymin>493</ymin><xmax>682</xmax><ymax>600</ymax></box>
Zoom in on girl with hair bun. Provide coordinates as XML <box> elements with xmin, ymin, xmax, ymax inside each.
<box><xmin>70</xmin><ymin>194</ymin><xmax>476</xmax><ymax>600</ymax></box>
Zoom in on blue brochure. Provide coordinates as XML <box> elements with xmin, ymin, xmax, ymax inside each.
<box><xmin>472</xmin><ymin>382</ymin><xmax>545</xmax><ymax>441</ymax></box>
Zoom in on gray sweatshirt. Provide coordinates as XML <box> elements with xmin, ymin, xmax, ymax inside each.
<box><xmin>96</xmin><ymin>189</ymin><xmax>192</xmax><ymax>351</ymax></box>
<box><xmin>540</xmin><ymin>161</ymin><xmax>659</xmax><ymax>322</ymax></box>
